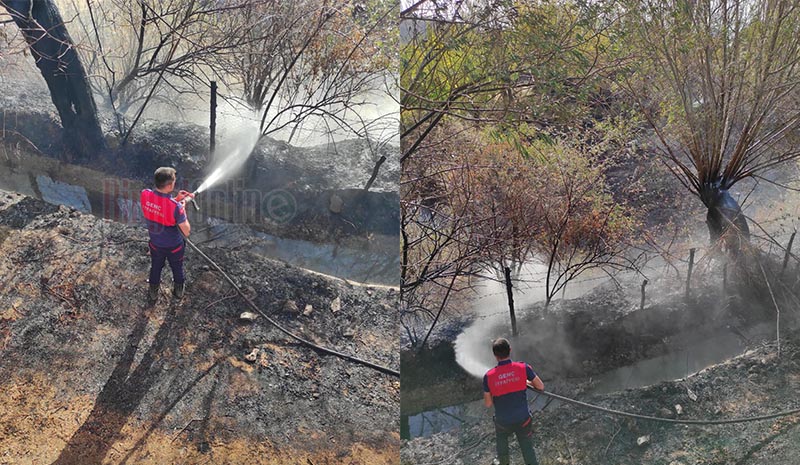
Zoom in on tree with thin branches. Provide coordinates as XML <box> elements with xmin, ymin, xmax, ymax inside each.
<box><xmin>627</xmin><ymin>0</ymin><xmax>800</xmax><ymax>254</ymax></box>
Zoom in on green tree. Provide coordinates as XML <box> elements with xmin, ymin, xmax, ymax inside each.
<box><xmin>401</xmin><ymin>0</ymin><xmax>625</xmax><ymax>161</ymax></box>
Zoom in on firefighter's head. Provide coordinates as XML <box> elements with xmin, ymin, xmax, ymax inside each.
<box><xmin>492</xmin><ymin>337</ymin><xmax>511</xmax><ymax>360</ymax></box>
<box><xmin>154</xmin><ymin>167</ymin><xmax>177</xmax><ymax>193</ymax></box>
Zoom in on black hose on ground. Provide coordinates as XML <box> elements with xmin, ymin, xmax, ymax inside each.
<box><xmin>183</xmin><ymin>236</ymin><xmax>400</xmax><ymax>377</ymax></box>
<box><xmin>530</xmin><ymin>387</ymin><xmax>800</xmax><ymax>425</ymax></box>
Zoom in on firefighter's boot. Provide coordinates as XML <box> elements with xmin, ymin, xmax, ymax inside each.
<box><xmin>173</xmin><ymin>282</ymin><xmax>185</xmax><ymax>300</ymax></box>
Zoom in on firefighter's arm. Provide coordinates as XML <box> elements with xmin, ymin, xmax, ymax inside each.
<box><xmin>482</xmin><ymin>374</ymin><xmax>493</xmax><ymax>407</ymax></box>
<box><xmin>178</xmin><ymin>219</ymin><xmax>191</xmax><ymax>237</ymax></box>
<box><xmin>527</xmin><ymin>375</ymin><xmax>544</xmax><ymax>391</ymax></box>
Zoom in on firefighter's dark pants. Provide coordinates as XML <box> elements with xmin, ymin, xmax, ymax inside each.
<box><xmin>495</xmin><ymin>416</ymin><xmax>538</xmax><ymax>465</ymax></box>
<box><xmin>149</xmin><ymin>241</ymin><xmax>185</xmax><ymax>286</ymax></box>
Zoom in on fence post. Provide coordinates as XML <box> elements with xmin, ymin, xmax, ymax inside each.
<box><xmin>640</xmin><ymin>279</ymin><xmax>648</xmax><ymax>311</ymax></box>
<box><xmin>686</xmin><ymin>248</ymin><xmax>696</xmax><ymax>298</ymax></box>
<box><xmin>782</xmin><ymin>231</ymin><xmax>796</xmax><ymax>276</ymax></box>
<box><xmin>210</xmin><ymin>80</ymin><xmax>217</xmax><ymax>162</ymax></box>
<box><xmin>722</xmin><ymin>262</ymin><xmax>728</xmax><ymax>294</ymax></box>
<box><xmin>504</xmin><ymin>266</ymin><xmax>518</xmax><ymax>337</ymax></box>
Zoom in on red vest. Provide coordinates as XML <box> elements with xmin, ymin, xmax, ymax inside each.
<box><xmin>140</xmin><ymin>189</ymin><xmax>179</xmax><ymax>226</ymax></box>
<box><xmin>486</xmin><ymin>361</ymin><xmax>528</xmax><ymax>397</ymax></box>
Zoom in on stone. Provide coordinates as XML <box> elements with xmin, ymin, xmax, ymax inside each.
<box><xmin>283</xmin><ymin>299</ymin><xmax>300</xmax><ymax>314</ymax></box>
<box><xmin>636</xmin><ymin>435</ymin><xmax>650</xmax><ymax>447</ymax></box>
<box><xmin>687</xmin><ymin>388</ymin><xmax>698</xmax><ymax>402</ymax></box>
<box><xmin>658</xmin><ymin>407</ymin><xmax>675</xmax><ymax>419</ymax></box>
<box><xmin>239</xmin><ymin>312</ymin><xmax>258</xmax><ymax>322</ymax></box>
<box><xmin>329</xmin><ymin>194</ymin><xmax>344</xmax><ymax>213</ymax></box>
<box><xmin>675</xmin><ymin>404</ymin><xmax>683</xmax><ymax>415</ymax></box>
<box><xmin>244</xmin><ymin>348</ymin><xmax>259</xmax><ymax>363</ymax></box>
<box><xmin>343</xmin><ymin>328</ymin><xmax>355</xmax><ymax>338</ymax></box>
<box><xmin>302</xmin><ymin>304</ymin><xmax>313</xmax><ymax>316</ymax></box>
<box><xmin>330</xmin><ymin>296</ymin><xmax>341</xmax><ymax>314</ymax></box>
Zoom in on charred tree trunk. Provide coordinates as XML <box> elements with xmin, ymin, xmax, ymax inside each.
<box><xmin>3</xmin><ymin>0</ymin><xmax>106</xmax><ymax>160</ymax></box>
<box><xmin>701</xmin><ymin>181</ymin><xmax>750</xmax><ymax>256</ymax></box>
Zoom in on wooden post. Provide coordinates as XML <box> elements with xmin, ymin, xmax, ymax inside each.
<box><xmin>782</xmin><ymin>231</ymin><xmax>796</xmax><ymax>275</ymax></box>
<box><xmin>210</xmin><ymin>80</ymin><xmax>217</xmax><ymax>161</ymax></box>
<box><xmin>504</xmin><ymin>266</ymin><xmax>518</xmax><ymax>337</ymax></box>
<box><xmin>686</xmin><ymin>248</ymin><xmax>696</xmax><ymax>298</ymax></box>
<box><xmin>722</xmin><ymin>262</ymin><xmax>728</xmax><ymax>293</ymax></box>
<box><xmin>400</xmin><ymin>415</ymin><xmax>410</xmax><ymax>440</ymax></box>
<box><xmin>640</xmin><ymin>279</ymin><xmax>648</xmax><ymax>311</ymax></box>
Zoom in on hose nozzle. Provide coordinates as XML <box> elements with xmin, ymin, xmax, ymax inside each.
<box><xmin>188</xmin><ymin>191</ymin><xmax>200</xmax><ymax>211</ymax></box>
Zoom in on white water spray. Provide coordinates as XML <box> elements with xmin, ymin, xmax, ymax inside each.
<box><xmin>454</xmin><ymin>260</ymin><xmax>608</xmax><ymax>378</ymax></box>
<box><xmin>195</xmin><ymin>129</ymin><xmax>260</xmax><ymax>194</ymax></box>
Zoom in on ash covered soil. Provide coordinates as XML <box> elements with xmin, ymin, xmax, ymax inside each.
<box><xmin>402</xmin><ymin>332</ymin><xmax>800</xmax><ymax>465</ymax></box>
<box><xmin>0</xmin><ymin>192</ymin><xmax>399</xmax><ymax>465</ymax></box>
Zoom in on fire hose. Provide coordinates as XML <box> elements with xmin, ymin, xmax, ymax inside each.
<box><xmin>182</xmin><ymin>233</ymin><xmax>400</xmax><ymax>377</ymax></box>
<box><xmin>529</xmin><ymin>386</ymin><xmax>800</xmax><ymax>425</ymax></box>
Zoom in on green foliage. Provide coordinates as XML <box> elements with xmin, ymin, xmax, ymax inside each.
<box><xmin>401</xmin><ymin>1</ymin><xmax>647</xmax><ymax>318</ymax></box>
<box><xmin>401</xmin><ymin>0</ymin><xmax>624</xmax><ymax>158</ymax></box>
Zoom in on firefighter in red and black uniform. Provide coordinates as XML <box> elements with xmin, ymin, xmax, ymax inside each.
<box><xmin>140</xmin><ymin>167</ymin><xmax>193</xmax><ymax>303</ymax></box>
<box><xmin>483</xmin><ymin>338</ymin><xmax>544</xmax><ymax>465</ymax></box>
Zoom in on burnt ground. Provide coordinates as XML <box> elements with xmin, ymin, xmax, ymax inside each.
<box><xmin>0</xmin><ymin>191</ymin><xmax>399</xmax><ymax>465</ymax></box>
<box><xmin>401</xmin><ymin>265</ymin><xmax>794</xmax><ymax>414</ymax></box>
<box><xmin>401</xmin><ymin>256</ymin><xmax>800</xmax><ymax>464</ymax></box>
<box><xmin>402</xmin><ymin>331</ymin><xmax>800</xmax><ymax>465</ymax></box>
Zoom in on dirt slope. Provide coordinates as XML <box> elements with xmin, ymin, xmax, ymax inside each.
<box><xmin>0</xmin><ymin>191</ymin><xmax>399</xmax><ymax>465</ymax></box>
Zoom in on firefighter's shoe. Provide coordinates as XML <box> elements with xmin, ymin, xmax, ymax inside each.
<box><xmin>148</xmin><ymin>284</ymin><xmax>159</xmax><ymax>304</ymax></box>
<box><xmin>173</xmin><ymin>282</ymin><xmax>185</xmax><ymax>300</ymax></box>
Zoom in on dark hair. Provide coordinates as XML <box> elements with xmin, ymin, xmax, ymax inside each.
<box><xmin>492</xmin><ymin>338</ymin><xmax>511</xmax><ymax>358</ymax></box>
<box><xmin>154</xmin><ymin>167</ymin><xmax>176</xmax><ymax>189</ymax></box>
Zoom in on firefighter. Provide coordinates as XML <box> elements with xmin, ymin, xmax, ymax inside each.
<box><xmin>140</xmin><ymin>167</ymin><xmax>193</xmax><ymax>303</ymax></box>
<box><xmin>483</xmin><ymin>338</ymin><xmax>544</xmax><ymax>465</ymax></box>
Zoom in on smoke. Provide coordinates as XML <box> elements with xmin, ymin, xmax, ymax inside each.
<box><xmin>140</xmin><ymin>74</ymin><xmax>398</xmax><ymax>149</ymax></box>
<box><xmin>195</xmin><ymin>127</ymin><xmax>260</xmax><ymax>194</ymax></box>
<box><xmin>453</xmin><ymin>260</ymin><xmax>606</xmax><ymax>379</ymax></box>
